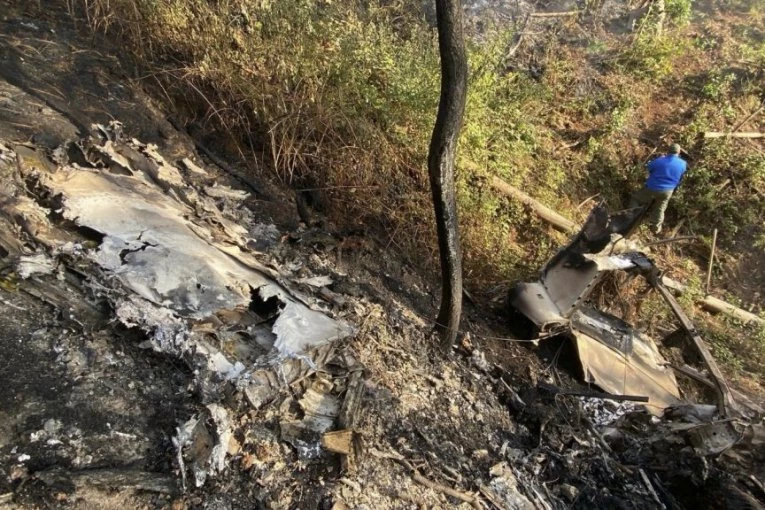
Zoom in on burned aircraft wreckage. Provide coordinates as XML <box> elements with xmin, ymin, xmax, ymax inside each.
<box><xmin>508</xmin><ymin>204</ymin><xmax>738</xmax><ymax>418</ymax></box>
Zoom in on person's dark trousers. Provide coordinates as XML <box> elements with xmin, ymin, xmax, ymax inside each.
<box><xmin>629</xmin><ymin>186</ymin><xmax>674</xmax><ymax>234</ymax></box>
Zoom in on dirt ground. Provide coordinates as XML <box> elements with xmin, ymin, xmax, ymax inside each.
<box><xmin>0</xmin><ymin>2</ymin><xmax>763</xmax><ymax>510</ymax></box>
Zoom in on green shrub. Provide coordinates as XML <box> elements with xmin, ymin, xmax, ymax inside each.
<box><xmin>665</xmin><ymin>0</ymin><xmax>694</xmax><ymax>25</ymax></box>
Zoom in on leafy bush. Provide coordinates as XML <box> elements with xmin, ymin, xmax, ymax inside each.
<box><xmin>665</xmin><ymin>0</ymin><xmax>694</xmax><ymax>25</ymax></box>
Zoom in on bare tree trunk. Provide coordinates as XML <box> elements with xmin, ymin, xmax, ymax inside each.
<box><xmin>428</xmin><ymin>0</ymin><xmax>468</xmax><ymax>351</ymax></box>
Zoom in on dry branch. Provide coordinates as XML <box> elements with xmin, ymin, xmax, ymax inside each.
<box><xmin>530</xmin><ymin>10</ymin><xmax>581</xmax><ymax>17</ymax></box>
<box><xmin>411</xmin><ymin>470</ymin><xmax>482</xmax><ymax>509</ymax></box>
<box><xmin>705</xmin><ymin>229</ymin><xmax>718</xmax><ymax>295</ymax></box>
<box><xmin>698</xmin><ymin>295</ymin><xmax>764</xmax><ymax>325</ymax></box>
<box><xmin>370</xmin><ymin>448</ymin><xmax>481</xmax><ymax>509</ymax></box>
<box><xmin>731</xmin><ymin>103</ymin><xmax>765</xmax><ymax>133</ymax></box>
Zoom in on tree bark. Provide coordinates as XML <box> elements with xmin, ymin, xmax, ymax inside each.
<box><xmin>429</xmin><ymin>0</ymin><xmax>468</xmax><ymax>351</ymax></box>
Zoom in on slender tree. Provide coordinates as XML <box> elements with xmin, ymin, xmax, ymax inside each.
<box><xmin>428</xmin><ymin>0</ymin><xmax>468</xmax><ymax>351</ymax></box>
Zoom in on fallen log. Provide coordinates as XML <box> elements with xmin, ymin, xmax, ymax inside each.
<box><xmin>697</xmin><ymin>295</ymin><xmax>764</xmax><ymax>325</ymax></box>
<box><xmin>490</xmin><ymin>176</ymin><xmax>577</xmax><ymax>232</ymax></box>
<box><xmin>704</xmin><ymin>132</ymin><xmax>765</xmax><ymax>139</ymax></box>
<box><xmin>662</xmin><ymin>277</ymin><xmax>764</xmax><ymax>326</ymax></box>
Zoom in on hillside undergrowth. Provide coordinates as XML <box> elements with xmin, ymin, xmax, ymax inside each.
<box><xmin>65</xmin><ymin>0</ymin><xmax>765</xmax><ymax>378</ymax></box>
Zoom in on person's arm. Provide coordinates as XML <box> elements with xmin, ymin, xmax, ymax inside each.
<box><xmin>646</xmin><ymin>158</ymin><xmax>657</xmax><ymax>175</ymax></box>
<box><xmin>676</xmin><ymin>162</ymin><xmax>688</xmax><ymax>187</ymax></box>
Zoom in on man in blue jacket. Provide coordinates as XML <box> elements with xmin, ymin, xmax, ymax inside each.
<box><xmin>629</xmin><ymin>143</ymin><xmax>688</xmax><ymax>235</ymax></box>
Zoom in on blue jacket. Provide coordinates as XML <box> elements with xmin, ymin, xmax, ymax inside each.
<box><xmin>646</xmin><ymin>154</ymin><xmax>687</xmax><ymax>191</ymax></box>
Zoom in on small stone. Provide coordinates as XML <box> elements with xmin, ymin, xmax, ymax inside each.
<box><xmin>559</xmin><ymin>483</ymin><xmax>579</xmax><ymax>502</ymax></box>
<box><xmin>472</xmin><ymin>449</ymin><xmax>489</xmax><ymax>460</ymax></box>
<box><xmin>43</xmin><ymin>418</ymin><xmax>63</xmax><ymax>434</ymax></box>
<box><xmin>9</xmin><ymin>464</ymin><xmax>28</xmax><ymax>481</ymax></box>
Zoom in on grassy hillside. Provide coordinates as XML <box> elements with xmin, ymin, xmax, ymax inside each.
<box><xmin>70</xmin><ymin>0</ymin><xmax>764</xmax><ymax>380</ymax></box>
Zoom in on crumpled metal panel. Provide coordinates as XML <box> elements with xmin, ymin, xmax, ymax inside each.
<box><xmin>44</xmin><ymin>168</ymin><xmax>353</xmax><ymax>356</ymax></box>
<box><xmin>571</xmin><ymin>307</ymin><xmax>681</xmax><ymax>415</ymax></box>
<box><xmin>539</xmin><ymin>205</ymin><xmax>644</xmax><ymax>317</ymax></box>
<box><xmin>509</xmin><ymin>204</ymin><xmax>645</xmax><ymax>330</ymax></box>
<box><xmin>508</xmin><ymin>281</ymin><xmax>566</xmax><ymax>333</ymax></box>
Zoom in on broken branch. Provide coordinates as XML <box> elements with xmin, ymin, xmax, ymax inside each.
<box><xmin>705</xmin><ymin>229</ymin><xmax>718</xmax><ymax>295</ymax></box>
<box><xmin>697</xmin><ymin>295</ymin><xmax>764</xmax><ymax>325</ymax></box>
<box><xmin>530</xmin><ymin>10</ymin><xmax>581</xmax><ymax>17</ymax></box>
<box><xmin>662</xmin><ymin>277</ymin><xmax>764</xmax><ymax>325</ymax></box>
<box><xmin>731</xmin><ymin>103</ymin><xmax>765</xmax><ymax>133</ymax></box>
<box><xmin>410</xmin><ymin>470</ymin><xmax>482</xmax><ymax>509</ymax></box>
<box><xmin>370</xmin><ymin>448</ymin><xmax>482</xmax><ymax>509</ymax></box>
<box><xmin>643</xmin><ymin>235</ymin><xmax>697</xmax><ymax>247</ymax></box>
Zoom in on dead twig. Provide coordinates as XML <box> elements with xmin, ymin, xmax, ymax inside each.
<box><xmin>370</xmin><ymin>448</ymin><xmax>482</xmax><ymax>509</ymax></box>
<box><xmin>640</xmin><ymin>468</ymin><xmax>666</xmax><ymax>509</ymax></box>
<box><xmin>705</xmin><ymin>228</ymin><xmax>718</xmax><ymax>295</ymax></box>
<box><xmin>729</xmin><ymin>101</ymin><xmax>765</xmax><ymax>134</ymax></box>
<box><xmin>410</xmin><ymin>470</ymin><xmax>482</xmax><ymax>509</ymax></box>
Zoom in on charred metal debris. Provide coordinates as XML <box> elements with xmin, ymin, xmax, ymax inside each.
<box><xmin>0</xmin><ymin>123</ymin><xmax>363</xmax><ymax>492</ymax></box>
<box><xmin>507</xmin><ymin>205</ymin><xmax>763</xmax><ymax>465</ymax></box>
